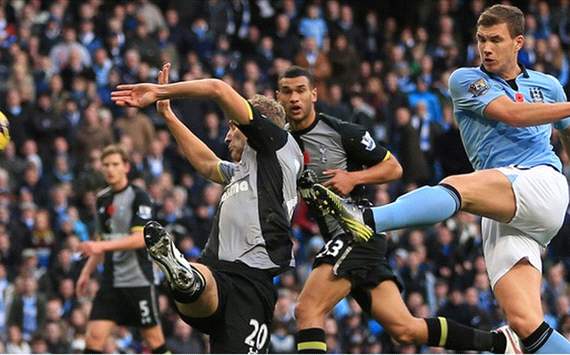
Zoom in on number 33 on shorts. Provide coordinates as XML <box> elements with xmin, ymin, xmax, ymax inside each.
<box><xmin>244</xmin><ymin>319</ymin><xmax>268</xmax><ymax>354</ymax></box>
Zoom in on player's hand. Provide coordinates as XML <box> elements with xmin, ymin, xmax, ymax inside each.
<box><xmin>156</xmin><ymin>63</ymin><xmax>173</xmax><ymax>115</ymax></box>
<box><xmin>76</xmin><ymin>273</ymin><xmax>90</xmax><ymax>297</ymax></box>
<box><xmin>79</xmin><ymin>241</ymin><xmax>105</xmax><ymax>257</ymax></box>
<box><xmin>111</xmin><ymin>83</ymin><xmax>160</xmax><ymax>108</ymax></box>
<box><xmin>323</xmin><ymin>169</ymin><xmax>356</xmax><ymax>196</ymax></box>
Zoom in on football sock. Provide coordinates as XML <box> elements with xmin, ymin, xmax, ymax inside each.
<box><xmin>297</xmin><ymin>328</ymin><xmax>326</xmax><ymax>353</ymax></box>
<box><xmin>523</xmin><ymin>321</ymin><xmax>570</xmax><ymax>353</ymax></box>
<box><xmin>363</xmin><ymin>184</ymin><xmax>461</xmax><ymax>233</ymax></box>
<box><xmin>169</xmin><ymin>266</ymin><xmax>206</xmax><ymax>304</ymax></box>
<box><xmin>151</xmin><ymin>344</ymin><xmax>170</xmax><ymax>353</ymax></box>
<box><xmin>425</xmin><ymin>317</ymin><xmax>501</xmax><ymax>352</ymax></box>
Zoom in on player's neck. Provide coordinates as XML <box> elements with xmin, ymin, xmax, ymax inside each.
<box><xmin>111</xmin><ymin>178</ymin><xmax>129</xmax><ymax>192</ymax></box>
<box><xmin>497</xmin><ymin>62</ymin><xmax>522</xmax><ymax>81</ymax></box>
<box><xmin>291</xmin><ymin>109</ymin><xmax>317</xmax><ymax>131</ymax></box>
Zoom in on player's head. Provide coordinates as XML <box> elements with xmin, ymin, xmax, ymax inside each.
<box><xmin>276</xmin><ymin>66</ymin><xmax>317</xmax><ymax>125</ymax></box>
<box><xmin>101</xmin><ymin>144</ymin><xmax>130</xmax><ymax>189</ymax></box>
<box><xmin>225</xmin><ymin>121</ymin><xmax>246</xmax><ymax>162</ymax></box>
<box><xmin>476</xmin><ymin>4</ymin><xmax>524</xmax><ymax>75</ymax></box>
<box><xmin>224</xmin><ymin>95</ymin><xmax>285</xmax><ymax>162</ymax></box>
<box><xmin>248</xmin><ymin>94</ymin><xmax>286</xmax><ymax>128</ymax></box>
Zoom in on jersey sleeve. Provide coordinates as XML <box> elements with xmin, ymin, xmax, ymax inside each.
<box><xmin>216</xmin><ymin>160</ymin><xmax>237</xmax><ymax>185</ymax></box>
<box><xmin>339</xmin><ymin>121</ymin><xmax>390</xmax><ymax>167</ymax></box>
<box><xmin>130</xmin><ymin>189</ymin><xmax>153</xmax><ymax>232</ymax></box>
<box><xmin>448</xmin><ymin>68</ymin><xmax>506</xmax><ymax>117</ymax></box>
<box><xmin>236</xmin><ymin>100</ymin><xmax>288</xmax><ymax>152</ymax></box>
<box><xmin>551</xmin><ymin>77</ymin><xmax>570</xmax><ymax>130</ymax></box>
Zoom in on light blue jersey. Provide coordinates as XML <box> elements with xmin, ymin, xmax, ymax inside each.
<box><xmin>448</xmin><ymin>65</ymin><xmax>570</xmax><ymax>171</ymax></box>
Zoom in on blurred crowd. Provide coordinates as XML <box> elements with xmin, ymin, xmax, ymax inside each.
<box><xmin>0</xmin><ymin>0</ymin><xmax>570</xmax><ymax>353</ymax></box>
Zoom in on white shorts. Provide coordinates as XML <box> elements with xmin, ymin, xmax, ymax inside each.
<box><xmin>482</xmin><ymin>165</ymin><xmax>569</xmax><ymax>288</ymax></box>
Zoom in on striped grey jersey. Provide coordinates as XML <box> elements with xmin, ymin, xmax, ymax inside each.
<box><xmin>96</xmin><ymin>184</ymin><xmax>155</xmax><ymax>288</ymax></box>
<box><xmin>201</xmin><ymin>104</ymin><xmax>303</xmax><ymax>274</ymax></box>
<box><xmin>291</xmin><ymin>113</ymin><xmax>390</xmax><ymax>239</ymax></box>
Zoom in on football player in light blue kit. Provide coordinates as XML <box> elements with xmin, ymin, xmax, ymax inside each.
<box><xmin>315</xmin><ymin>4</ymin><xmax>570</xmax><ymax>353</ymax></box>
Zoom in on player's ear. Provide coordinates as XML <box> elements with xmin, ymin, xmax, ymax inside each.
<box><xmin>514</xmin><ymin>35</ymin><xmax>524</xmax><ymax>51</ymax></box>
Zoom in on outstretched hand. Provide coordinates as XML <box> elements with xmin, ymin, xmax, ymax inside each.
<box><xmin>156</xmin><ymin>63</ymin><xmax>173</xmax><ymax>115</ymax></box>
<box><xmin>111</xmin><ymin>82</ymin><xmax>160</xmax><ymax>108</ymax></box>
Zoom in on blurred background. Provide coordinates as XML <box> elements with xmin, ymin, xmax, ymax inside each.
<box><xmin>0</xmin><ymin>0</ymin><xmax>569</xmax><ymax>353</ymax></box>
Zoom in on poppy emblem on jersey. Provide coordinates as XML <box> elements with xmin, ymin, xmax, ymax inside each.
<box><xmin>468</xmin><ymin>78</ymin><xmax>489</xmax><ymax>97</ymax></box>
<box><xmin>529</xmin><ymin>87</ymin><xmax>544</xmax><ymax>103</ymax></box>
<box><xmin>106</xmin><ymin>204</ymin><xmax>115</xmax><ymax>216</ymax></box>
<box><xmin>515</xmin><ymin>93</ymin><xmax>525</xmax><ymax>102</ymax></box>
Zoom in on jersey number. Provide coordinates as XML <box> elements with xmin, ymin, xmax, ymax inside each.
<box><xmin>244</xmin><ymin>319</ymin><xmax>268</xmax><ymax>354</ymax></box>
<box><xmin>316</xmin><ymin>239</ymin><xmax>345</xmax><ymax>258</ymax></box>
<box><xmin>139</xmin><ymin>300</ymin><xmax>152</xmax><ymax>325</ymax></box>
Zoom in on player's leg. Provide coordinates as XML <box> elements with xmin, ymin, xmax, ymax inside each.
<box><xmin>85</xmin><ymin>320</ymin><xmax>115</xmax><ymax>353</ymax></box>
<box><xmin>140</xmin><ymin>325</ymin><xmax>168</xmax><ymax>353</ymax></box>
<box><xmin>494</xmin><ymin>261</ymin><xmax>570</xmax><ymax>353</ymax></box>
<box><xmin>144</xmin><ymin>221</ymin><xmax>219</xmax><ymax>318</ymax></box>
<box><xmin>367</xmin><ymin>280</ymin><xmax>510</xmax><ymax>353</ymax></box>
<box><xmin>313</xmin><ymin>169</ymin><xmax>515</xmax><ymax>241</ymax></box>
<box><xmin>484</xmin><ymin>166</ymin><xmax>570</xmax><ymax>353</ymax></box>
<box><xmin>295</xmin><ymin>264</ymin><xmax>352</xmax><ymax>353</ymax></box>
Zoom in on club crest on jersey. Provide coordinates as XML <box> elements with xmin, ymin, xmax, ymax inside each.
<box><xmin>468</xmin><ymin>78</ymin><xmax>489</xmax><ymax>97</ymax></box>
<box><xmin>529</xmin><ymin>87</ymin><xmax>544</xmax><ymax>103</ymax></box>
<box><xmin>360</xmin><ymin>131</ymin><xmax>376</xmax><ymax>151</ymax></box>
<box><xmin>319</xmin><ymin>144</ymin><xmax>328</xmax><ymax>163</ymax></box>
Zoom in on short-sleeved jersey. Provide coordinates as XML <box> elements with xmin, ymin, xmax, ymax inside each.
<box><xmin>292</xmin><ymin>113</ymin><xmax>390</xmax><ymax>239</ymax></box>
<box><xmin>201</xmin><ymin>103</ymin><xmax>303</xmax><ymax>275</ymax></box>
<box><xmin>449</xmin><ymin>65</ymin><xmax>569</xmax><ymax>171</ymax></box>
<box><xmin>96</xmin><ymin>184</ymin><xmax>155</xmax><ymax>288</ymax></box>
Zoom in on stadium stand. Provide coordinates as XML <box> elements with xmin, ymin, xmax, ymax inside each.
<box><xmin>0</xmin><ymin>0</ymin><xmax>569</xmax><ymax>353</ymax></box>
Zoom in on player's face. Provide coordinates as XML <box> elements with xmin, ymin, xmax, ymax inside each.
<box><xmin>477</xmin><ymin>23</ymin><xmax>523</xmax><ymax>76</ymax></box>
<box><xmin>101</xmin><ymin>153</ymin><xmax>130</xmax><ymax>189</ymax></box>
<box><xmin>277</xmin><ymin>76</ymin><xmax>317</xmax><ymax>125</ymax></box>
<box><xmin>225</xmin><ymin>122</ymin><xmax>246</xmax><ymax>162</ymax></box>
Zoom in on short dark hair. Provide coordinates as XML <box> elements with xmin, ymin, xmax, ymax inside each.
<box><xmin>101</xmin><ymin>144</ymin><xmax>129</xmax><ymax>163</ymax></box>
<box><xmin>477</xmin><ymin>4</ymin><xmax>524</xmax><ymax>38</ymax></box>
<box><xmin>278</xmin><ymin>65</ymin><xmax>315</xmax><ymax>87</ymax></box>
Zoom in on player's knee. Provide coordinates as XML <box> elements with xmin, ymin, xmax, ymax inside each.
<box><xmin>85</xmin><ymin>329</ymin><xmax>107</xmax><ymax>348</ymax></box>
<box><xmin>506</xmin><ymin>311</ymin><xmax>542</xmax><ymax>338</ymax></box>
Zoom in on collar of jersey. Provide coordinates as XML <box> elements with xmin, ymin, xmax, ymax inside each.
<box><xmin>293</xmin><ymin>113</ymin><xmax>321</xmax><ymax>135</ymax></box>
<box><xmin>479</xmin><ymin>62</ymin><xmax>529</xmax><ymax>79</ymax></box>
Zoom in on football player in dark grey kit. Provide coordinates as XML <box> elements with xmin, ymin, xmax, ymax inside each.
<box><xmin>277</xmin><ymin>66</ymin><xmax>511</xmax><ymax>354</ymax></box>
<box><xmin>77</xmin><ymin>144</ymin><xmax>167</xmax><ymax>354</ymax></box>
<box><xmin>111</xmin><ymin>63</ymin><xmax>303</xmax><ymax>353</ymax></box>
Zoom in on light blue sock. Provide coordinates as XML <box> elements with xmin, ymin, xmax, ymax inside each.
<box><xmin>533</xmin><ymin>329</ymin><xmax>570</xmax><ymax>354</ymax></box>
<box><xmin>370</xmin><ymin>185</ymin><xmax>460</xmax><ymax>232</ymax></box>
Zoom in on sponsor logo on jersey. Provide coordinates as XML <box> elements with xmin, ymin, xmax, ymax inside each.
<box><xmin>220</xmin><ymin>180</ymin><xmax>250</xmax><ymax>202</ymax></box>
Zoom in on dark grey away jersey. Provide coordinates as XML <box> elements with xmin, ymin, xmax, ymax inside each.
<box><xmin>96</xmin><ymin>184</ymin><xmax>155</xmax><ymax>288</ymax></box>
<box><xmin>201</xmin><ymin>104</ymin><xmax>303</xmax><ymax>274</ymax></box>
<box><xmin>292</xmin><ymin>113</ymin><xmax>390</xmax><ymax>239</ymax></box>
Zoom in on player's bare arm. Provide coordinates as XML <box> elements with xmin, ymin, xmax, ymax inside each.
<box><xmin>79</xmin><ymin>230</ymin><xmax>145</xmax><ymax>257</ymax></box>
<box><xmin>323</xmin><ymin>154</ymin><xmax>402</xmax><ymax>196</ymax></box>
<box><xmin>155</xmin><ymin>63</ymin><xmax>224</xmax><ymax>184</ymax></box>
<box><xmin>558</xmin><ymin>125</ymin><xmax>570</xmax><ymax>161</ymax></box>
<box><xmin>111</xmin><ymin>63</ymin><xmax>253</xmax><ymax>125</ymax></box>
<box><xmin>484</xmin><ymin>95</ymin><xmax>570</xmax><ymax>127</ymax></box>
